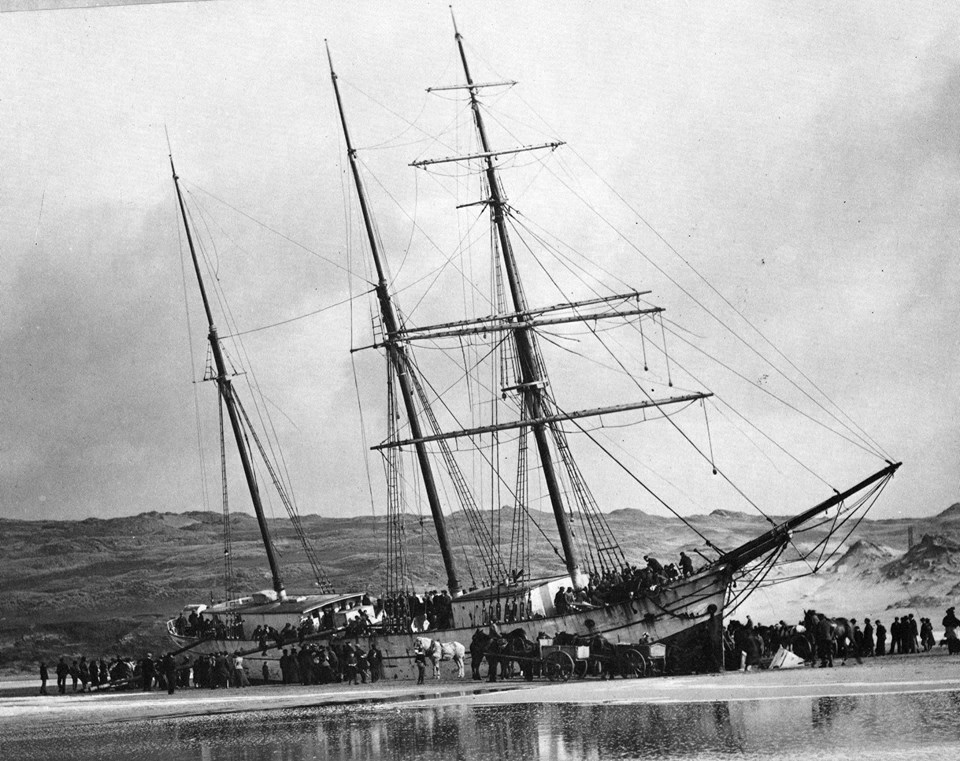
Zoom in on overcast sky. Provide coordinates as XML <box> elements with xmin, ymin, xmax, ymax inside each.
<box><xmin>2</xmin><ymin>0</ymin><xmax>957</xmax><ymax>526</ymax></box>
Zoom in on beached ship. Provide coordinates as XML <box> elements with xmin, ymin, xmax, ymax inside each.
<box><xmin>166</xmin><ymin>18</ymin><xmax>900</xmax><ymax>679</ymax></box>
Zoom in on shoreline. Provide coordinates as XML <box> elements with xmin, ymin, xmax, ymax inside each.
<box><xmin>2</xmin><ymin>650</ymin><xmax>958</xmax><ymax>727</ymax></box>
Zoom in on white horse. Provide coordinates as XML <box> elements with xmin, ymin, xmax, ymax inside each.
<box><xmin>414</xmin><ymin>636</ymin><xmax>466</xmax><ymax>679</ymax></box>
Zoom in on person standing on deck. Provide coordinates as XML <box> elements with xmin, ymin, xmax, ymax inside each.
<box><xmin>554</xmin><ymin>587</ymin><xmax>568</xmax><ymax>616</ymax></box>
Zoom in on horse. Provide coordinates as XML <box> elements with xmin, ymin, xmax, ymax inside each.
<box><xmin>724</xmin><ymin>620</ymin><xmax>765</xmax><ymax>671</ymax></box>
<box><xmin>414</xmin><ymin>636</ymin><xmax>466</xmax><ymax>679</ymax></box>
<box><xmin>803</xmin><ymin>610</ymin><xmax>861</xmax><ymax>667</ymax></box>
<box><xmin>469</xmin><ymin>628</ymin><xmax>537</xmax><ymax>682</ymax></box>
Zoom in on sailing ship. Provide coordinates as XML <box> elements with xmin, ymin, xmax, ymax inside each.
<box><xmin>166</xmin><ymin>18</ymin><xmax>900</xmax><ymax>679</ymax></box>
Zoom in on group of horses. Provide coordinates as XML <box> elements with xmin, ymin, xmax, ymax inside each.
<box><xmin>725</xmin><ymin>610</ymin><xmax>862</xmax><ymax>669</ymax></box>
<box><xmin>414</xmin><ymin>628</ymin><xmax>642</xmax><ymax>682</ymax></box>
<box><xmin>415</xmin><ymin>609</ymin><xmax>858</xmax><ymax>682</ymax></box>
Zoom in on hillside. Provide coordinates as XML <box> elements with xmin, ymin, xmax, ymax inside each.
<box><xmin>1</xmin><ymin>503</ymin><xmax>959</xmax><ymax>674</ymax></box>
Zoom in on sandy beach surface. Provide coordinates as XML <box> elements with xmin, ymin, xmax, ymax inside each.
<box><xmin>2</xmin><ymin>650</ymin><xmax>957</xmax><ymax>728</ymax></box>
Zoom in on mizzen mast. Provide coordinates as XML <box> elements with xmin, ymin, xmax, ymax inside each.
<box><xmin>170</xmin><ymin>155</ymin><xmax>286</xmax><ymax>599</ymax></box>
<box><xmin>326</xmin><ymin>44</ymin><xmax>462</xmax><ymax>596</ymax></box>
<box><xmin>450</xmin><ymin>15</ymin><xmax>586</xmax><ymax>587</ymax></box>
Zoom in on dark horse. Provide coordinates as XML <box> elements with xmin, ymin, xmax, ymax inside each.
<box><xmin>804</xmin><ymin>610</ymin><xmax>861</xmax><ymax>667</ymax></box>
<box><xmin>470</xmin><ymin>628</ymin><xmax>537</xmax><ymax>682</ymax></box>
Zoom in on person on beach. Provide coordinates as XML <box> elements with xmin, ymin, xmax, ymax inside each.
<box><xmin>232</xmin><ymin>652</ymin><xmax>250</xmax><ymax>688</ymax></box>
<box><xmin>875</xmin><ymin>620</ymin><xmax>886</xmax><ymax>656</ymax></box>
<box><xmin>862</xmin><ymin>619</ymin><xmax>875</xmax><ymax>657</ymax></box>
<box><xmin>415</xmin><ymin>647</ymin><xmax>426</xmax><ymax>685</ymax></box>
<box><xmin>140</xmin><ymin>653</ymin><xmax>155</xmax><ymax>691</ymax></box>
<box><xmin>39</xmin><ymin>661</ymin><xmax>48</xmax><ymax>695</ymax></box>
<box><xmin>79</xmin><ymin>657</ymin><xmax>90</xmax><ymax>693</ymax></box>
<box><xmin>368</xmin><ymin>645</ymin><xmax>383</xmax><ymax>683</ymax></box>
<box><xmin>906</xmin><ymin>614</ymin><xmax>919</xmax><ymax>654</ymax></box>
<box><xmin>889</xmin><ymin>618</ymin><xmax>900</xmax><ymax>654</ymax></box>
<box><xmin>162</xmin><ymin>653</ymin><xmax>177</xmax><ymax>694</ymax></box>
<box><xmin>942</xmin><ymin>607</ymin><xmax>960</xmax><ymax>654</ymax></box>
<box><xmin>69</xmin><ymin>660</ymin><xmax>80</xmax><ymax>692</ymax></box>
<box><xmin>55</xmin><ymin>657</ymin><xmax>69</xmax><ymax>694</ymax></box>
<box><xmin>344</xmin><ymin>646</ymin><xmax>359</xmax><ymax>685</ymax></box>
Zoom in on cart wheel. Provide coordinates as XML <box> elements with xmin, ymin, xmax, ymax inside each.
<box><xmin>544</xmin><ymin>650</ymin><xmax>575</xmax><ymax>682</ymax></box>
<box><xmin>620</xmin><ymin>649</ymin><xmax>646</xmax><ymax>678</ymax></box>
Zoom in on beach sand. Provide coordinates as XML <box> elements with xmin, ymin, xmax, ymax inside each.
<box><xmin>2</xmin><ymin>650</ymin><xmax>957</xmax><ymax>728</ymax></box>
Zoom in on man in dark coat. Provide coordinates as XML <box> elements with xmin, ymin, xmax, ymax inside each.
<box><xmin>368</xmin><ymin>645</ymin><xmax>383</xmax><ymax>683</ymax></box>
<box><xmin>297</xmin><ymin>646</ymin><xmax>313</xmax><ymax>685</ymax></box>
<box><xmin>907</xmin><ymin>614</ymin><xmax>919</xmax><ymax>653</ymax></box>
<box><xmin>414</xmin><ymin>647</ymin><xmax>426</xmax><ymax>685</ymax></box>
<box><xmin>56</xmin><ymin>657</ymin><xmax>69</xmax><ymax>694</ymax></box>
<box><xmin>874</xmin><ymin>620</ymin><xmax>886</xmax><ymax>656</ymax></box>
<box><xmin>861</xmin><ymin>619</ymin><xmax>874</xmax><ymax>657</ymax></box>
<box><xmin>942</xmin><ymin>607</ymin><xmax>960</xmax><ymax>654</ymax></box>
<box><xmin>554</xmin><ymin>587</ymin><xmax>568</xmax><ymax>616</ymax></box>
<box><xmin>39</xmin><ymin>662</ymin><xmax>48</xmax><ymax>695</ymax></box>
<box><xmin>161</xmin><ymin>653</ymin><xmax>177</xmax><ymax>694</ymax></box>
<box><xmin>140</xmin><ymin>653</ymin><xmax>155</xmax><ymax>691</ymax></box>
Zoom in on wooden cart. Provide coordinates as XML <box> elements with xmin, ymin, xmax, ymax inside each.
<box><xmin>636</xmin><ymin>642</ymin><xmax>667</xmax><ymax>676</ymax></box>
<box><xmin>540</xmin><ymin>642</ymin><xmax>590</xmax><ymax>682</ymax></box>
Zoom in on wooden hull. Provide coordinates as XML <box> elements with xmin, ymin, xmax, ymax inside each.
<box><xmin>167</xmin><ymin>565</ymin><xmax>731</xmax><ymax>681</ymax></box>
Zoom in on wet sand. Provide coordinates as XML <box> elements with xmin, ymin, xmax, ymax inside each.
<box><xmin>2</xmin><ymin>651</ymin><xmax>958</xmax><ymax>727</ymax></box>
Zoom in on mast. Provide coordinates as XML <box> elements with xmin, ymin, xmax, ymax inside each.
<box><xmin>169</xmin><ymin>155</ymin><xmax>286</xmax><ymax>599</ymax></box>
<box><xmin>718</xmin><ymin>460</ymin><xmax>902</xmax><ymax>570</ymax></box>
<box><xmin>451</xmin><ymin>16</ymin><xmax>585</xmax><ymax>587</ymax></box>
<box><xmin>326</xmin><ymin>45</ymin><xmax>462</xmax><ymax>596</ymax></box>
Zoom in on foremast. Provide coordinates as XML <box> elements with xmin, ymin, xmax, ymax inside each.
<box><xmin>451</xmin><ymin>17</ymin><xmax>585</xmax><ymax>587</ymax></box>
<box><xmin>326</xmin><ymin>45</ymin><xmax>462</xmax><ymax>597</ymax></box>
<box><xmin>170</xmin><ymin>156</ymin><xmax>286</xmax><ymax>599</ymax></box>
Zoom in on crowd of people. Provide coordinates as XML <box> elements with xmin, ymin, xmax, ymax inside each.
<box><xmin>553</xmin><ymin>553</ymin><xmax>697</xmax><ymax>616</ymax></box>
<box><xmin>726</xmin><ymin>605</ymin><xmax>960</xmax><ymax>671</ymax></box>
<box><xmin>41</xmin><ymin>655</ymin><xmax>141</xmax><ymax>695</ymax></box>
<box><xmin>37</xmin><ymin>640</ymin><xmax>392</xmax><ymax>696</ymax></box>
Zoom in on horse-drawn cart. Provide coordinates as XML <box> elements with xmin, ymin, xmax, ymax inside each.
<box><xmin>636</xmin><ymin>642</ymin><xmax>667</xmax><ymax>676</ymax></box>
<box><xmin>540</xmin><ymin>642</ymin><xmax>589</xmax><ymax>682</ymax></box>
<box><xmin>539</xmin><ymin>639</ymin><xmax>650</xmax><ymax>681</ymax></box>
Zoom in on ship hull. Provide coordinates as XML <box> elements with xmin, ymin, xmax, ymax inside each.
<box><xmin>167</xmin><ymin>565</ymin><xmax>731</xmax><ymax>681</ymax></box>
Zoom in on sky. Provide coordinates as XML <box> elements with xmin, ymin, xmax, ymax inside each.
<box><xmin>1</xmin><ymin>0</ymin><xmax>958</xmax><ymax>526</ymax></box>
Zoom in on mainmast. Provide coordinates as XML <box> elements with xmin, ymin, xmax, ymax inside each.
<box><xmin>326</xmin><ymin>45</ymin><xmax>462</xmax><ymax>596</ymax></box>
<box><xmin>170</xmin><ymin>156</ymin><xmax>286</xmax><ymax>599</ymax></box>
<box><xmin>451</xmin><ymin>17</ymin><xmax>585</xmax><ymax>587</ymax></box>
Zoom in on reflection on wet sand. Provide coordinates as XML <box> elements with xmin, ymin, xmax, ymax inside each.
<box><xmin>4</xmin><ymin>691</ymin><xmax>960</xmax><ymax>760</ymax></box>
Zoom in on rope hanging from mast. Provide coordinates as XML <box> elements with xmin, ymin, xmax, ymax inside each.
<box><xmin>218</xmin><ymin>393</ymin><xmax>234</xmax><ymax>599</ymax></box>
